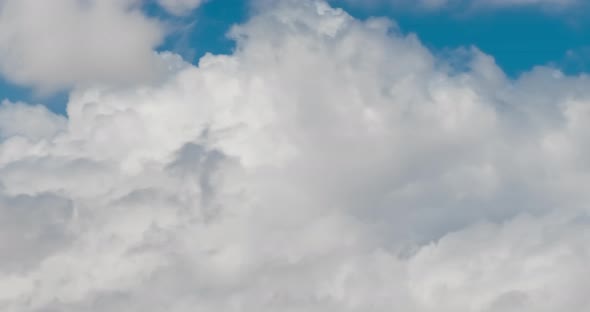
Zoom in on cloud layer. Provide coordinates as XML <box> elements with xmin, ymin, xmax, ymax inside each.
<box><xmin>1</xmin><ymin>1</ymin><xmax>590</xmax><ymax>311</ymax></box>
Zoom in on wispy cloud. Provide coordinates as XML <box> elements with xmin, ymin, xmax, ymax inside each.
<box><xmin>339</xmin><ymin>0</ymin><xmax>581</xmax><ymax>12</ymax></box>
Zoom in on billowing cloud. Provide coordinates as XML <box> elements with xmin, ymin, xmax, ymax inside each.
<box><xmin>0</xmin><ymin>100</ymin><xmax>67</xmax><ymax>140</ymax></box>
<box><xmin>0</xmin><ymin>0</ymin><xmax>165</xmax><ymax>93</ymax></box>
<box><xmin>1</xmin><ymin>1</ymin><xmax>590</xmax><ymax>311</ymax></box>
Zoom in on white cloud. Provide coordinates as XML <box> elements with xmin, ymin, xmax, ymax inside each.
<box><xmin>0</xmin><ymin>0</ymin><xmax>165</xmax><ymax>93</ymax></box>
<box><xmin>1</xmin><ymin>1</ymin><xmax>590</xmax><ymax>311</ymax></box>
<box><xmin>340</xmin><ymin>0</ymin><xmax>580</xmax><ymax>11</ymax></box>
<box><xmin>157</xmin><ymin>0</ymin><xmax>205</xmax><ymax>15</ymax></box>
<box><xmin>0</xmin><ymin>100</ymin><xmax>67</xmax><ymax>141</ymax></box>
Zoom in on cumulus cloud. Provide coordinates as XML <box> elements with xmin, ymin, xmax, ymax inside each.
<box><xmin>0</xmin><ymin>0</ymin><xmax>165</xmax><ymax>93</ymax></box>
<box><xmin>1</xmin><ymin>0</ymin><xmax>590</xmax><ymax>311</ymax></box>
<box><xmin>0</xmin><ymin>100</ymin><xmax>67</xmax><ymax>140</ymax></box>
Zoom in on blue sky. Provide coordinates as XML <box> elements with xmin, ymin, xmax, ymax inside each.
<box><xmin>155</xmin><ymin>0</ymin><xmax>590</xmax><ymax>76</ymax></box>
<box><xmin>333</xmin><ymin>0</ymin><xmax>590</xmax><ymax>76</ymax></box>
<box><xmin>0</xmin><ymin>0</ymin><xmax>589</xmax><ymax>114</ymax></box>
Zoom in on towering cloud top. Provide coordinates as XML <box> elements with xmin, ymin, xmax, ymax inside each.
<box><xmin>0</xmin><ymin>1</ymin><xmax>589</xmax><ymax>311</ymax></box>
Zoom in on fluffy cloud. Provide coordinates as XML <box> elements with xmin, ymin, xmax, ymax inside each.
<box><xmin>1</xmin><ymin>0</ymin><xmax>590</xmax><ymax>311</ymax></box>
<box><xmin>0</xmin><ymin>0</ymin><xmax>165</xmax><ymax>93</ymax></box>
<box><xmin>0</xmin><ymin>100</ymin><xmax>67</xmax><ymax>140</ymax></box>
